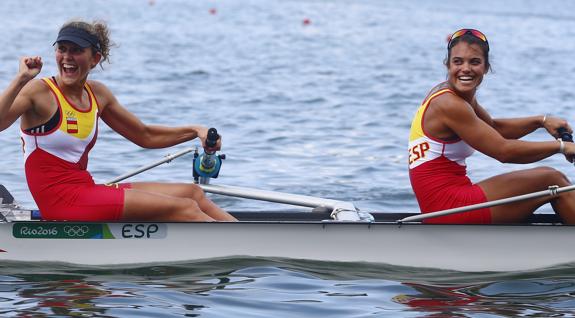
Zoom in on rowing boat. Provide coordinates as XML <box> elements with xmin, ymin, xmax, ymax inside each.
<box><xmin>0</xmin><ymin>182</ymin><xmax>570</xmax><ymax>272</ymax></box>
<box><xmin>1</xmin><ymin>144</ymin><xmax>573</xmax><ymax>272</ymax></box>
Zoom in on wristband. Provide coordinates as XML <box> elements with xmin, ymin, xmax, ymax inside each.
<box><xmin>543</xmin><ymin>114</ymin><xmax>549</xmax><ymax>126</ymax></box>
<box><xmin>558</xmin><ymin>139</ymin><xmax>565</xmax><ymax>154</ymax></box>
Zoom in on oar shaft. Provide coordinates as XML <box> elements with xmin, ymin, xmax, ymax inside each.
<box><xmin>106</xmin><ymin>147</ymin><xmax>195</xmax><ymax>184</ymax></box>
<box><xmin>398</xmin><ymin>184</ymin><xmax>575</xmax><ymax>223</ymax></box>
<box><xmin>105</xmin><ymin>151</ymin><xmax>361</xmax><ymax>216</ymax></box>
<box><xmin>200</xmin><ymin>184</ymin><xmax>357</xmax><ymax>212</ymax></box>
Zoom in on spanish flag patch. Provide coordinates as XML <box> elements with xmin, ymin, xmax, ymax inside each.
<box><xmin>67</xmin><ymin>117</ymin><xmax>78</xmax><ymax>134</ymax></box>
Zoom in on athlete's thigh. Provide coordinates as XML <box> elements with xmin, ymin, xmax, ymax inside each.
<box><xmin>129</xmin><ymin>182</ymin><xmax>199</xmax><ymax>198</ymax></box>
<box><xmin>478</xmin><ymin>168</ymin><xmax>556</xmax><ymax>223</ymax></box>
<box><xmin>122</xmin><ymin>188</ymin><xmax>187</xmax><ymax>220</ymax></box>
<box><xmin>478</xmin><ymin>167</ymin><xmax>561</xmax><ymax>201</ymax></box>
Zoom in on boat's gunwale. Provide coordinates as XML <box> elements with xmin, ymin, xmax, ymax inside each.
<box><xmin>2</xmin><ymin>219</ymin><xmax>567</xmax><ymax>227</ymax></box>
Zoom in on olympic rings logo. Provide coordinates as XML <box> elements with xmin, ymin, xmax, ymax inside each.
<box><xmin>63</xmin><ymin>225</ymin><xmax>90</xmax><ymax>237</ymax></box>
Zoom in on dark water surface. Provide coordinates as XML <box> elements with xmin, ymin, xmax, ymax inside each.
<box><xmin>4</xmin><ymin>258</ymin><xmax>575</xmax><ymax>317</ymax></box>
<box><xmin>2</xmin><ymin>0</ymin><xmax>575</xmax><ymax>316</ymax></box>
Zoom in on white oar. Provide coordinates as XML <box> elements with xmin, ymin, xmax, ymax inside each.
<box><xmin>105</xmin><ymin>148</ymin><xmax>369</xmax><ymax>221</ymax></box>
<box><xmin>105</xmin><ymin>147</ymin><xmax>195</xmax><ymax>184</ymax></box>
<box><xmin>397</xmin><ymin>184</ymin><xmax>575</xmax><ymax>223</ymax></box>
<box><xmin>199</xmin><ymin>183</ymin><xmax>366</xmax><ymax>221</ymax></box>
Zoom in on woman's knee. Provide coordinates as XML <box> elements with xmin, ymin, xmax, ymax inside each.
<box><xmin>185</xmin><ymin>183</ymin><xmax>206</xmax><ymax>201</ymax></box>
<box><xmin>533</xmin><ymin>166</ymin><xmax>570</xmax><ymax>185</ymax></box>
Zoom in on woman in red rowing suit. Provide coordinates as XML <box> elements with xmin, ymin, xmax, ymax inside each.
<box><xmin>0</xmin><ymin>19</ymin><xmax>236</xmax><ymax>222</ymax></box>
<box><xmin>408</xmin><ymin>29</ymin><xmax>575</xmax><ymax>224</ymax></box>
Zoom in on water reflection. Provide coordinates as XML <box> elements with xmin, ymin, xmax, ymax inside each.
<box><xmin>0</xmin><ymin>263</ymin><xmax>239</xmax><ymax>317</ymax></box>
<box><xmin>392</xmin><ymin>280</ymin><xmax>575</xmax><ymax>317</ymax></box>
<box><xmin>393</xmin><ymin>282</ymin><xmax>480</xmax><ymax>308</ymax></box>
<box><xmin>3</xmin><ymin>259</ymin><xmax>575</xmax><ymax>317</ymax></box>
<box><xmin>15</xmin><ymin>279</ymin><xmax>111</xmax><ymax>317</ymax></box>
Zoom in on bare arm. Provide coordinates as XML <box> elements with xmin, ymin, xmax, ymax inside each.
<box><xmin>438</xmin><ymin>95</ymin><xmax>561</xmax><ymax>164</ymax></box>
<box><xmin>94</xmin><ymin>81</ymin><xmax>219</xmax><ymax>149</ymax></box>
<box><xmin>0</xmin><ymin>57</ymin><xmax>43</xmax><ymax>131</ymax></box>
<box><xmin>475</xmin><ymin>102</ymin><xmax>570</xmax><ymax>140</ymax></box>
<box><xmin>491</xmin><ymin>116</ymin><xmax>544</xmax><ymax>139</ymax></box>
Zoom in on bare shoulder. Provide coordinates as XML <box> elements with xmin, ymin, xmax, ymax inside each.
<box><xmin>11</xmin><ymin>79</ymin><xmax>54</xmax><ymax>121</ymax></box>
<box><xmin>18</xmin><ymin>79</ymin><xmax>52</xmax><ymax>108</ymax></box>
<box><xmin>21</xmin><ymin>78</ymin><xmax>49</xmax><ymax>96</ymax></box>
<box><xmin>86</xmin><ymin>79</ymin><xmax>112</xmax><ymax>95</ymax></box>
<box><xmin>431</xmin><ymin>92</ymin><xmax>474</xmax><ymax>117</ymax></box>
<box><xmin>426</xmin><ymin>92</ymin><xmax>482</xmax><ymax>136</ymax></box>
<box><xmin>86</xmin><ymin>80</ymin><xmax>117</xmax><ymax>110</ymax></box>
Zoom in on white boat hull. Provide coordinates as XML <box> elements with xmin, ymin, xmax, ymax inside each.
<box><xmin>0</xmin><ymin>220</ymin><xmax>571</xmax><ymax>272</ymax></box>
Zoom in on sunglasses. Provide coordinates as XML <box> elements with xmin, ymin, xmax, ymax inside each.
<box><xmin>448</xmin><ymin>29</ymin><xmax>489</xmax><ymax>50</ymax></box>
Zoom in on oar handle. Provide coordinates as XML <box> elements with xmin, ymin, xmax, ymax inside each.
<box><xmin>557</xmin><ymin>127</ymin><xmax>575</xmax><ymax>165</ymax></box>
<box><xmin>205</xmin><ymin>128</ymin><xmax>219</xmax><ymax>150</ymax></box>
<box><xmin>558</xmin><ymin>127</ymin><xmax>573</xmax><ymax>143</ymax></box>
<box><xmin>194</xmin><ymin>127</ymin><xmax>224</xmax><ymax>184</ymax></box>
<box><xmin>201</xmin><ymin>127</ymin><xmax>219</xmax><ymax>167</ymax></box>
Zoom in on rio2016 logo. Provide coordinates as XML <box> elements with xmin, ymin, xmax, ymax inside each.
<box><xmin>14</xmin><ymin>223</ymin><xmax>99</xmax><ymax>239</ymax></box>
<box><xmin>19</xmin><ymin>226</ymin><xmax>58</xmax><ymax>237</ymax></box>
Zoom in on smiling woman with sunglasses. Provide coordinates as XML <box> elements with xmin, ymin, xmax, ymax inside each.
<box><xmin>407</xmin><ymin>28</ymin><xmax>575</xmax><ymax>224</ymax></box>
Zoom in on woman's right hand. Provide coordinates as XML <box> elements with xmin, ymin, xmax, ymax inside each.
<box><xmin>18</xmin><ymin>56</ymin><xmax>43</xmax><ymax>81</ymax></box>
<box><xmin>196</xmin><ymin>126</ymin><xmax>222</xmax><ymax>152</ymax></box>
<box><xmin>542</xmin><ymin>115</ymin><xmax>572</xmax><ymax>139</ymax></box>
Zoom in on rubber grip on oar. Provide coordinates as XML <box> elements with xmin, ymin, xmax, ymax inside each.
<box><xmin>206</xmin><ymin>128</ymin><xmax>219</xmax><ymax>148</ymax></box>
<box><xmin>558</xmin><ymin>127</ymin><xmax>573</xmax><ymax>143</ymax></box>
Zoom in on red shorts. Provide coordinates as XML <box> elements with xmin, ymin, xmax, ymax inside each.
<box><xmin>410</xmin><ymin>160</ymin><xmax>492</xmax><ymax>224</ymax></box>
<box><xmin>25</xmin><ymin>149</ymin><xmax>132</xmax><ymax>221</ymax></box>
<box><xmin>420</xmin><ymin>183</ymin><xmax>491</xmax><ymax>224</ymax></box>
<box><xmin>38</xmin><ymin>183</ymin><xmax>132</xmax><ymax>221</ymax></box>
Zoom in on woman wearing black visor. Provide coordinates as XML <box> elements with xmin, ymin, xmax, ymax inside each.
<box><xmin>0</xmin><ymin>19</ymin><xmax>236</xmax><ymax>222</ymax></box>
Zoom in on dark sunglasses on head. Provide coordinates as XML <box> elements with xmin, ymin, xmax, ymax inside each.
<box><xmin>447</xmin><ymin>29</ymin><xmax>489</xmax><ymax>50</ymax></box>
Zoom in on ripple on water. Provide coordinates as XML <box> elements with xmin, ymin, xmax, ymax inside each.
<box><xmin>3</xmin><ymin>258</ymin><xmax>575</xmax><ymax>317</ymax></box>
